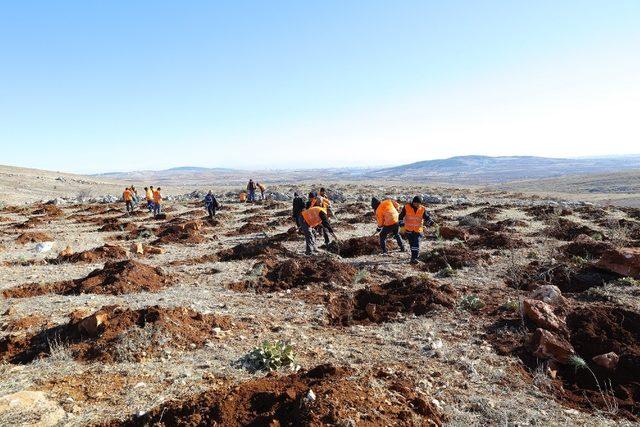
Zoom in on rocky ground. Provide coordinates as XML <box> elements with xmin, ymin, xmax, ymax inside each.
<box><xmin>1</xmin><ymin>184</ymin><xmax>640</xmax><ymax>426</ymax></box>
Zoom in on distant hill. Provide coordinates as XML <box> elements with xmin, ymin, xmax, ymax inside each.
<box><xmin>367</xmin><ymin>155</ymin><xmax>640</xmax><ymax>183</ymax></box>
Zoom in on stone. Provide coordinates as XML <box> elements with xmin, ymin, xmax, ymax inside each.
<box><xmin>143</xmin><ymin>245</ymin><xmax>164</xmax><ymax>255</ymax></box>
<box><xmin>592</xmin><ymin>352</ymin><xmax>619</xmax><ymax>371</ymax></box>
<box><xmin>0</xmin><ymin>390</ymin><xmax>66</xmax><ymax>426</ymax></box>
<box><xmin>529</xmin><ymin>285</ymin><xmax>564</xmax><ymax>305</ymax></box>
<box><xmin>595</xmin><ymin>248</ymin><xmax>640</xmax><ymax>278</ymax></box>
<box><xmin>530</xmin><ymin>328</ymin><xmax>575</xmax><ymax>364</ymax></box>
<box><xmin>131</xmin><ymin>242</ymin><xmax>144</xmax><ymax>255</ymax></box>
<box><xmin>58</xmin><ymin>245</ymin><xmax>73</xmax><ymax>257</ymax></box>
<box><xmin>76</xmin><ymin>312</ymin><xmax>108</xmax><ymax>337</ymax></box>
<box><xmin>522</xmin><ymin>299</ymin><xmax>566</xmax><ymax>332</ymax></box>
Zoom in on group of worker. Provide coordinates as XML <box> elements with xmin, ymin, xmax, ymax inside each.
<box><xmin>122</xmin><ymin>186</ymin><xmax>162</xmax><ymax>216</ymax></box>
<box><xmin>291</xmin><ymin>189</ymin><xmax>433</xmax><ymax>263</ymax></box>
<box><xmin>242</xmin><ymin>179</ymin><xmax>266</xmax><ymax>202</ymax></box>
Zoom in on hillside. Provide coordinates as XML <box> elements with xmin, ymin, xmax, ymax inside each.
<box><xmin>368</xmin><ymin>155</ymin><xmax>640</xmax><ymax>183</ymax></box>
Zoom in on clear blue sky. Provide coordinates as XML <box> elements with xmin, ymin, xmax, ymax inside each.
<box><xmin>1</xmin><ymin>1</ymin><xmax>639</xmax><ymax>173</ymax></box>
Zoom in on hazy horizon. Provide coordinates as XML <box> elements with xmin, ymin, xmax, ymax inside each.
<box><xmin>2</xmin><ymin>1</ymin><xmax>639</xmax><ymax>174</ymax></box>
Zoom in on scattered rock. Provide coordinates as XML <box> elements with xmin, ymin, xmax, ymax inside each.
<box><xmin>0</xmin><ymin>390</ymin><xmax>66</xmax><ymax>427</ymax></box>
<box><xmin>522</xmin><ymin>299</ymin><xmax>566</xmax><ymax>332</ymax></box>
<box><xmin>592</xmin><ymin>352</ymin><xmax>619</xmax><ymax>371</ymax></box>
<box><xmin>530</xmin><ymin>328</ymin><xmax>575</xmax><ymax>364</ymax></box>
<box><xmin>529</xmin><ymin>285</ymin><xmax>564</xmax><ymax>305</ymax></box>
<box><xmin>595</xmin><ymin>247</ymin><xmax>640</xmax><ymax>278</ymax></box>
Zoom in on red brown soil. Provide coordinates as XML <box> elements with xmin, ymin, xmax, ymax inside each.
<box><xmin>230</xmin><ymin>256</ymin><xmax>356</xmax><ymax>293</ymax></box>
<box><xmin>98</xmin><ymin>220</ymin><xmax>138</xmax><ymax>233</ymax></box>
<box><xmin>327</xmin><ymin>276</ymin><xmax>456</xmax><ymax>325</ymax></box>
<box><xmin>218</xmin><ymin>234</ymin><xmax>294</xmax><ymax>261</ymax></box>
<box><xmin>420</xmin><ymin>244</ymin><xmax>489</xmax><ymax>272</ymax></box>
<box><xmin>0</xmin><ymin>305</ymin><xmax>232</xmax><ymax>364</ymax></box>
<box><xmin>544</xmin><ymin>218</ymin><xmax>599</xmax><ymax>241</ymax></box>
<box><xmin>346</xmin><ymin>211</ymin><xmax>375</xmax><ymax>224</ymax></box>
<box><xmin>335</xmin><ymin>235</ymin><xmax>395</xmax><ymax>258</ymax></box>
<box><xmin>524</xmin><ymin>205</ymin><xmax>572</xmax><ymax>219</ymax></box>
<box><xmin>15</xmin><ymin>217</ymin><xmax>45</xmax><ymax>229</ymax></box>
<box><xmin>32</xmin><ymin>204</ymin><xmax>64</xmax><ymax>217</ymax></box>
<box><xmin>15</xmin><ymin>231</ymin><xmax>53</xmax><ymax>244</ymax></box>
<box><xmin>560</xmin><ymin>234</ymin><xmax>613</xmax><ymax>259</ymax></box>
<box><xmin>469</xmin><ymin>206</ymin><xmax>502</xmax><ymax>221</ymax></box>
<box><xmin>227</xmin><ymin>221</ymin><xmax>272</xmax><ymax>236</ymax></box>
<box><xmin>3</xmin><ymin>260</ymin><xmax>172</xmax><ymax>298</ymax></box>
<box><xmin>505</xmin><ymin>260</ymin><xmax>619</xmax><ymax>292</ymax></box>
<box><xmin>153</xmin><ymin>220</ymin><xmax>205</xmax><ymax>245</ymax></box>
<box><xmin>56</xmin><ymin>244</ymin><xmax>128</xmax><ymax>263</ymax></box>
<box><xmin>111</xmin><ymin>364</ymin><xmax>443</xmax><ymax>426</ymax></box>
<box><xmin>467</xmin><ymin>231</ymin><xmax>529</xmax><ymax>249</ymax></box>
<box><xmin>336</xmin><ymin>202</ymin><xmax>368</xmax><ymax>215</ymax></box>
<box><xmin>486</xmin><ymin>303</ymin><xmax>640</xmax><ymax>419</ymax></box>
<box><xmin>0</xmin><ymin>315</ymin><xmax>52</xmax><ymax>333</ymax></box>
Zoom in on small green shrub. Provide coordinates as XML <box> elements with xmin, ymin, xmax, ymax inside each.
<box><xmin>567</xmin><ymin>355</ymin><xmax>588</xmax><ymax>371</ymax></box>
<box><xmin>247</xmin><ymin>340</ymin><xmax>296</xmax><ymax>372</ymax></box>
<box><xmin>437</xmin><ymin>265</ymin><xmax>456</xmax><ymax>278</ymax></box>
<box><xmin>502</xmin><ymin>299</ymin><xmax>519</xmax><ymax>312</ymax></box>
<box><xmin>459</xmin><ymin>295</ymin><xmax>485</xmax><ymax>312</ymax></box>
<box><xmin>618</xmin><ymin>277</ymin><xmax>640</xmax><ymax>287</ymax></box>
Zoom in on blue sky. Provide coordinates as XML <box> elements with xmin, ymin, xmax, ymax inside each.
<box><xmin>1</xmin><ymin>1</ymin><xmax>639</xmax><ymax>173</ymax></box>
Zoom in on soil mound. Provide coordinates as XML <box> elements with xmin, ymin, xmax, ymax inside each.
<box><xmin>506</xmin><ymin>260</ymin><xmax>619</xmax><ymax>292</ymax></box>
<box><xmin>15</xmin><ymin>217</ymin><xmax>45</xmax><ymax>229</ymax></box>
<box><xmin>335</xmin><ymin>235</ymin><xmax>394</xmax><ymax>258</ymax></box>
<box><xmin>227</xmin><ymin>221</ymin><xmax>271</xmax><ymax>236</ymax></box>
<box><xmin>113</xmin><ymin>364</ymin><xmax>443</xmax><ymax>426</ymax></box>
<box><xmin>3</xmin><ymin>260</ymin><xmax>171</xmax><ymax>298</ymax></box>
<box><xmin>218</xmin><ymin>235</ymin><xmax>293</xmax><ymax>261</ymax></box>
<box><xmin>231</xmin><ymin>256</ymin><xmax>356</xmax><ymax>293</ymax></box>
<box><xmin>469</xmin><ymin>206</ymin><xmax>502</xmax><ymax>221</ymax></box>
<box><xmin>468</xmin><ymin>231</ymin><xmax>528</xmax><ymax>249</ymax></box>
<box><xmin>561</xmin><ymin>234</ymin><xmax>613</xmax><ymax>259</ymax></box>
<box><xmin>328</xmin><ymin>276</ymin><xmax>456</xmax><ymax>325</ymax></box>
<box><xmin>15</xmin><ymin>231</ymin><xmax>53</xmax><ymax>244</ymax></box>
<box><xmin>544</xmin><ymin>218</ymin><xmax>599</xmax><ymax>241</ymax></box>
<box><xmin>0</xmin><ymin>305</ymin><xmax>232</xmax><ymax>364</ymax></box>
<box><xmin>524</xmin><ymin>205</ymin><xmax>572</xmax><ymax>219</ymax></box>
<box><xmin>153</xmin><ymin>221</ymin><xmax>205</xmax><ymax>245</ymax></box>
<box><xmin>98</xmin><ymin>221</ymin><xmax>137</xmax><ymax>233</ymax></box>
<box><xmin>32</xmin><ymin>204</ymin><xmax>64</xmax><ymax>218</ymax></box>
<box><xmin>420</xmin><ymin>244</ymin><xmax>487</xmax><ymax>272</ymax></box>
<box><xmin>57</xmin><ymin>244</ymin><xmax>128</xmax><ymax>263</ymax></box>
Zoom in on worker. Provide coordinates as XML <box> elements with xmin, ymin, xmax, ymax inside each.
<box><xmin>239</xmin><ymin>192</ymin><xmax>247</xmax><ymax>203</ymax></box>
<box><xmin>257</xmin><ymin>182</ymin><xmax>266</xmax><ymax>201</ymax></box>
<box><xmin>204</xmin><ymin>191</ymin><xmax>219</xmax><ymax>219</ymax></box>
<box><xmin>153</xmin><ymin>187</ymin><xmax>163</xmax><ymax>217</ymax></box>
<box><xmin>292</xmin><ymin>192</ymin><xmax>305</xmax><ymax>229</ymax></box>
<box><xmin>123</xmin><ymin>187</ymin><xmax>133</xmax><ymax>214</ymax></box>
<box><xmin>145</xmin><ymin>187</ymin><xmax>154</xmax><ymax>212</ymax></box>
<box><xmin>247</xmin><ymin>179</ymin><xmax>256</xmax><ymax>203</ymax></box>
<box><xmin>300</xmin><ymin>205</ymin><xmax>337</xmax><ymax>255</ymax></box>
<box><xmin>130</xmin><ymin>186</ymin><xmax>139</xmax><ymax>205</ymax></box>
<box><xmin>399</xmin><ymin>196</ymin><xmax>435</xmax><ymax>264</ymax></box>
<box><xmin>306</xmin><ymin>192</ymin><xmax>331</xmax><ymax>244</ymax></box>
<box><xmin>318</xmin><ymin>187</ymin><xmax>334</xmax><ymax>217</ymax></box>
<box><xmin>371</xmin><ymin>197</ymin><xmax>405</xmax><ymax>255</ymax></box>
<box><xmin>305</xmin><ymin>192</ymin><xmax>317</xmax><ymax>209</ymax></box>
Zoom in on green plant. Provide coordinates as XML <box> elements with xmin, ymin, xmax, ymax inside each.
<box><xmin>353</xmin><ymin>269</ymin><xmax>369</xmax><ymax>284</ymax></box>
<box><xmin>247</xmin><ymin>340</ymin><xmax>296</xmax><ymax>372</ymax></box>
<box><xmin>591</xmin><ymin>232</ymin><xmax>604</xmax><ymax>241</ymax></box>
<box><xmin>571</xmin><ymin>255</ymin><xmax>588</xmax><ymax>265</ymax></box>
<box><xmin>459</xmin><ymin>295</ymin><xmax>485</xmax><ymax>312</ymax></box>
<box><xmin>437</xmin><ymin>264</ymin><xmax>456</xmax><ymax>278</ymax></box>
<box><xmin>618</xmin><ymin>277</ymin><xmax>640</xmax><ymax>287</ymax></box>
<box><xmin>502</xmin><ymin>299</ymin><xmax>519</xmax><ymax>312</ymax></box>
<box><xmin>567</xmin><ymin>355</ymin><xmax>588</xmax><ymax>371</ymax></box>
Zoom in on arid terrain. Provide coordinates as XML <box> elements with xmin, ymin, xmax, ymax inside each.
<box><xmin>1</xmin><ymin>173</ymin><xmax>640</xmax><ymax>426</ymax></box>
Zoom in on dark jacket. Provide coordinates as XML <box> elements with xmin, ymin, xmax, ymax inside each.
<box><xmin>204</xmin><ymin>194</ymin><xmax>219</xmax><ymax>208</ymax></box>
<box><xmin>292</xmin><ymin>196</ymin><xmax>305</xmax><ymax>219</ymax></box>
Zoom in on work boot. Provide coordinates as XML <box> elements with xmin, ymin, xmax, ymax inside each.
<box><xmin>410</xmin><ymin>258</ymin><xmax>419</xmax><ymax>264</ymax></box>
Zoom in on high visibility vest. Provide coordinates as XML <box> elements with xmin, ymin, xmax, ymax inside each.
<box><xmin>123</xmin><ymin>190</ymin><xmax>132</xmax><ymax>201</ymax></box>
<box><xmin>404</xmin><ymin>204</ymin><xmax>426</xmax><ymax>232</ymax></box>
<box><xmin>153</xmin><ymin>191</ymin><xmax>162</xmax><ymax>203</ymax></box>
<box><xmin>376</xmin><ymin>199</ymin><xmax>399</xmax><ymax>227</ymax></box>
<box><xmin>302</xmin><ymin>206</ymin><xmax>327</xmax><ymax>228</ymax></box>
<box><xmin>145</xmin><ymin>189</ymin><xmax>153</xmax><ymax>201</ymax></box>
<box><xmin>311</xmin><ymin>196</ymin><xmax>331</xmax><ymax>209</ymax></box>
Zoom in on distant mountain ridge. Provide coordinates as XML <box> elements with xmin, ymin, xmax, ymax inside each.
<box><xmin>93</xmin><ymin>155</ymin><xmax>640</xmax><ymax>184</ymax></box>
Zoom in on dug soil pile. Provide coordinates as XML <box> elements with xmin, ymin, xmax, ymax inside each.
<box><xmin>218</xmin><ymin>234</ymin><xmax>294</xmax><ymax>261</ymax></box>
<box><xmin>56</xmin><ymin>244</ymin><xmax>128</xmax><ymax>263</ymax></box>
<box><xmin>334</xmin><ymin>235</ymin><xmax>395</xmax><ymax>258</ymax></box>
<box><xmin>505</xmin><ymin>260</ymin><xmax>619</xmax><ymax>293</ymax></box>
<box><xmin>111</xmin><ymin>364</ymin><xmax>443</xmax><ymax>426</ymax></box>
<box><xmin>230</xmin><ymin>256</ymin><xmax>356</xmax><ymax>293</ymax></box>
<box><xmin>0</xmin><ymin>305</ymin><xmax>232</xmax><ymax>364</ymax></box>
<box><xmin>487</xmin><ymin>302</ymin><xmax>640</xmax><ymax>419</ymax></box>
<box><xmin>420</xmin><ymin>244</ymin><xmax>488</xmax><ymax>272</ymax></box>
<box><xmin>15</xmin><ymin>231</ymin><xmax>53</xmax><ymax>244</ymax></box>
<box><xmin>327</xmin><ymin>276</ymin><xmax>457</xmax><ymax>325</ymax></box>
<box><xmin>153</xmin><ymin>220</ymin><xmax>205</xmax><ymax>245</ymax></box>
<box><xmin>32</xmin><ymin>204</ymin><xmax>64</xmax><ymax>218</ymax></box>
<box><xmin>467</xmin><ymin>231</ymin><xmax>529</xmax><ymax>250</ymax></box>
<box><xmin>3</xmin><ymin>260</ymin><xmax>172</xmax><ymax>298</ymax></box>
<box><xmin>227</xmin><ymin>221</ymin><xmax>271</xmax><ymax>236</ymax></box>
<box><xmin>544</xmin><ymin>218</ymin><xmax>599</xmax><ymax>241</ymax></box>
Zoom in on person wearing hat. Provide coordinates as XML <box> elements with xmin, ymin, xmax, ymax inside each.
<box><xmin>398</xmin><ymin>196</ymin><xmax>435</xmax><ymax>263</ymax></box>
<box><xmin>371</xmin><ymin>197</ymin><xmax>405</xmax><ymax>255</ymax></box>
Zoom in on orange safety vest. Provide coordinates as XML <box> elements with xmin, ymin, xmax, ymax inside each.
<box><xmin>376</xmin><ymin>199</ymin><xmax>400</xmax><ymax>227</ymax></box>
<box><xmin>404</xmin><ymin>204</ymin><xmax>426</xmax><ymax>232</ymax></box>
<box><xmin>311</xmin><ymin>196</ymin><xmax>331</xmax><ymax>209</ymax></box>
<box><xmin>153</xmin><ymin>191</ymin><xmax>162</xmax><ymax>204</ymax></box>
<box><xmin>123</xmin><ymin>190</ymin><xmax>132</xmax><ymax>201</ymax></box>
<box><xmin>145</xmin><ymin>189</ymin><xmax>153</xmax><ymax>201</ymax></box>
<box><xmin>302</xmin><ymin>206</ymin><xmax>327</xmax><ymax>228</ymax></box>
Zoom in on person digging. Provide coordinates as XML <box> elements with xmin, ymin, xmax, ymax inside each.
<box><xmin>300</xmin><ymin>205</ymin><xmax>338</xmax><ymax>255</ymax></box>
<box><xmin>371</xmin><ymin>197</ymin><xmax>405</xmax><ymax>255</ymax></box>
<box><xmin>398</xmin><ymin>196</ymin><xmax>435</xmax><ymax>264</ymax></box>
